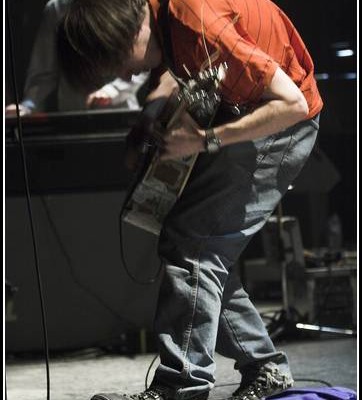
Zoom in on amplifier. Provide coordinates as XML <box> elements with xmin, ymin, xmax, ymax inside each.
<box><xmin>302</xmin><ymin>264</ymin><xmax>357</xmax><ymax>328</ymax></box>
<box><xmin>5</xmin><ymin>109</ymin><xmax>140</xmax><ymax>194</ymax></box>
<box><xmin>261</xmin><ymin>216</ymin><xmax>357</xmax><ymax>328</ymax></box>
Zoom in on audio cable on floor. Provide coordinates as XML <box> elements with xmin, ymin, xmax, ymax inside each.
<box><xmin>144</xmin><ymin>355</ymin><xmax>333</xmax><ymax>390</ymax></box>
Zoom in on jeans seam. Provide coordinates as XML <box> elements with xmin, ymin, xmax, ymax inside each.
<box><xmin>277</xmin><ymin>131</ymin><xmax>295</xmax><ymax>170</ymax></box>
<box><xmin>278</xmin><ymin>121</ymin><xmax>318</xmax><ymax>181</ymax></box>
<box><xmin>180</xmin><ymin>246</ymin><xmax>202</xmax><ymax>378</ymax></box>
<box><xmin>221</xmin><ymin>308</ymin><xmax>254</xmax><ymax>361</ymax></box>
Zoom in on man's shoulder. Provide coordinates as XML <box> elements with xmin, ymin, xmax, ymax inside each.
<box><xmin>169</xmin><ymin>0</ymin><xmax>233</xmax><ymax>27</ymax></box>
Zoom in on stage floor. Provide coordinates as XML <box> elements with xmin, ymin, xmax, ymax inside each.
<box><xmin>5</xmin><ymin>336</ymin><xmax>357</xmax><ymax>400</ymax></box>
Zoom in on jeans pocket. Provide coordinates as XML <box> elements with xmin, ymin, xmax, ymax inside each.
<box><xmin>254</xmin><ymin>134</ymin><xmax>278</xmax><ymax>166</ymax></box>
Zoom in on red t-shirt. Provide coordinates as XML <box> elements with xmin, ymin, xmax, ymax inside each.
<box><xmin>149</xmin><ymin>0</ymin><xmax>323</xmax><ymax>119</ymax></box>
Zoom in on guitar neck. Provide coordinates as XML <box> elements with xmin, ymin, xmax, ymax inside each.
<box><xmin>151</xmin><ymin>89</ymin><xmax>186</xmax><ymax>133</ymax></box>
<box><xmin>165</xmin><ymin>97</ymin><xmax>188</xmax><ymax>130</ymax></box>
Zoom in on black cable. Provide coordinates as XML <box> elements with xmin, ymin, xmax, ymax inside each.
<box><xmin>118</xmin><ymin>147</ymin><xmax>163</xmax><ymax>285</ymax></box>
<box><xmin>119</xmin><ymin>80</ymin><xmax>220</xmax><ymax>286</ymax></box>
<box><xmin>142</xmin><ymin>349</ymin><xmax>335</xmax><ymax>391</ymax></box>
<box><xmin>213</xmin><ymin>382</ymin><xmax>239</xmax><ymax>388</ymax></box>
<box><xmin>293</xmin><ymin>378</ymin><xmax>333</xmax><ymax>387</ymax></box>
<box><xmin>144</xmin><ymin>354</ymin><xmax>159</xmax><ymax>389</ymax></box>
<box><xmin>119</xmin><ymin>63</ymin><xmax>223</xmax><ymax>286</ymax></box>
<box><xmin>39</xmin><ymin>196</ymin><xmax>128</xmax><ymax>323</ymax></box>
<box><xmin>5</xmin><ymin>1</ymin><xmax>51</xmax><ymax>399</ymax></box>
<box><xmin>141</xmin><ymin>333</ymin><xmax>336</xmax><ymax>391</ymax></box>
<box><xmin>213</xmin><ymin>377</ymin><xmax>333</xmax><ymax>388</ymax></box>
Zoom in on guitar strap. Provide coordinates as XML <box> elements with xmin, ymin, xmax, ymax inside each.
<box><xmin>157</xmin><ymin>0</ymin><xmax>176</xmax><ymax>73</ymax></box>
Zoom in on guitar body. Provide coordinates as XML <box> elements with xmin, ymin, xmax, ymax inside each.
<box><xmin>123</xmin><ymin>64</ymin><xmax>227</xmax><ymax>235</ymax></box>
<box><xmin>123</xmin><ymin>153</ymin><xmax>198</xmax><ymax>235</ymax></box>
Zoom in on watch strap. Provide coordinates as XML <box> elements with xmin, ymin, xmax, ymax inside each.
<box><xmin>205</xmin><ymin>128</ymin><xmax>222</xmax><ymax>153</ymax></box>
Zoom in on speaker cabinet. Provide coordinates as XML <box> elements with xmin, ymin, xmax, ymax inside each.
<box><xmin>5</xmin><ymin>191</ymin><xmax>161</xmax><ymax>353</ymax></box>
<box><xmin>261</xmin><ymin>216</ymin><xmax>357</xmax><ymax>328</ymax></box>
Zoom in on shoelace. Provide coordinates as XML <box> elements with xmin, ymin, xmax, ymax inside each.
<box><xmin>234</xmin><ymin>365</ymin><xmax>292</xmax><ymax>400</ymax></box>
<box><xmin>131</xmin><ymin>388</ymin><xmax>166</xmax><ymax>400</ymax></box>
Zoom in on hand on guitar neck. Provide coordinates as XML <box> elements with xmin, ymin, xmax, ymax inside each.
<box><xmin>125</xmin><ymin>70</ymin><xmax>180</xmax><ymax>171</ymax></box>
<box><xmin>125</xmin><ymin>64</ymin><xmax>226</xmax><ymax>170</ymax></box>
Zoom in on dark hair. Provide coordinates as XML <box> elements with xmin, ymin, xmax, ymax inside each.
<box><xmin>57</xmin><ymin>0</ymin><xmax>147</xmax><ymax>90</ymax></box>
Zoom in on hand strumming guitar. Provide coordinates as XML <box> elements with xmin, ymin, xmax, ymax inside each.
<box><xmin>159</xmin><ymin>112</ymin><xmax>205</xmax><ymax>161</ymax></box>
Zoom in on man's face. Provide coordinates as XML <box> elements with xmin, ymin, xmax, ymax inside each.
<box><xmin>117</xmin><ymin>18</ymin><xmax>162</xmax><ymax>81</ymax></box>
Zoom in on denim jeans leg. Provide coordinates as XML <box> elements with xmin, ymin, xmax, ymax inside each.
<box><xmin>151</xmin><ymin>116</ymin><xmax>319</xmax><ymax>399</ymax></box>
<box><xmin>215</xmin><ymin>116</ymin><xmax>319</xmax><ymax>380</ymax></box>
<box><xmin>216</xmin><ymin>264</ymin><xmax>290</xmax><ymax>382</ymax></box>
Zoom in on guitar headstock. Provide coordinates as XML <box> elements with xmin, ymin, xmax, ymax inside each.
<box><xmin>179</xmin><ymin>63</ymin><xmax>228</xmax><ymax>127</ymax></box>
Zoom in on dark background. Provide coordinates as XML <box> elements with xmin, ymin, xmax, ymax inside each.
<box><xmin>5</xmin><ymin>0</ymin><xmax>357</xmax><ymax>96</ymax></box>
<box><xmin>4</xmin><ymin>0</ymin><xmax>357</xmax><ymax>352</ymax></box>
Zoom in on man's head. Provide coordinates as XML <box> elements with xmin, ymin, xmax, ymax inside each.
<box><xmin>57</xmin><ymin>0</ymin><xmax>162</xmax><ymax>90</ymax></box>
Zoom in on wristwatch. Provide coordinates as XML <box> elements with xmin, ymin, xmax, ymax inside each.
<box><xmin>204</xmin><ymin>128</ymin><xmax>222</xmax><ymax>154</ymax></box>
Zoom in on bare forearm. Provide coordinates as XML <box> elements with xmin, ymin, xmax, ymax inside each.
<box><xmin>215</xmin><ymin>96</ymin><xmax>308</xmax><ymax>146</ymax></box>
<box><xmin>157</xmin><ymin>67</ymin><xmax>310</xmax><ymax>161</ymax></box>
<box><xmin>214</xmin><ymin>67</ymin><xmax>309</xmax><ymax>146</ymax></box>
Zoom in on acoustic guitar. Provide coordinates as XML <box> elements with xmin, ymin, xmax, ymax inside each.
<box><xmin>123</xmin><ymin>63</ymin><xmax>227</xmax><ymax>235</ymax></box>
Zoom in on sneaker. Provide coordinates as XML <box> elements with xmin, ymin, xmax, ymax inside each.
<box><xmin>231</xmin><ymin>363</ymin><xmax>294</xmax><ymax>400</ymax></box>
<box><xmin>91</xmin><ymin>387</ymin><xmax>209</xmax><ymax>400</ymax></box>
<box><xmin>91</xmin><ymin>387</ymin><xmax>169</xmax><ymax>400</ymax></box>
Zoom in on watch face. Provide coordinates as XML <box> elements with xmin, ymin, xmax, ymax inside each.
<box><xmin>205</xmin><ymin>129</ymin><xmax>221</xmax><ymax>153</ymax></box>
<box><xmin>207</xmin><ymin>142</ymin><xmax>220</xmax><ymax>153</ymax></box>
